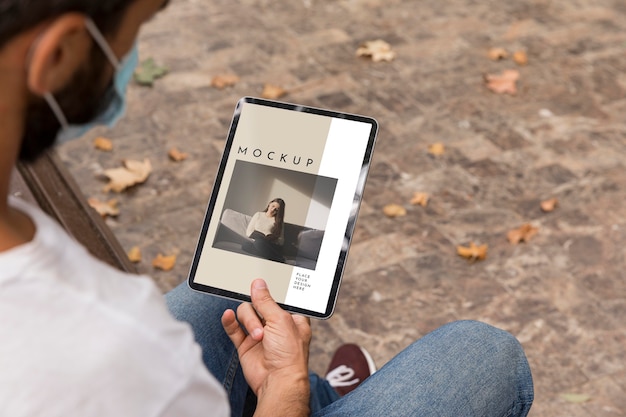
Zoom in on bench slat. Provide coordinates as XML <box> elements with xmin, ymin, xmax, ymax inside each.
<box><xmin>14</xmin><ymin>151</ymin><xmax>136</xmax><ymax>274</ymax></box>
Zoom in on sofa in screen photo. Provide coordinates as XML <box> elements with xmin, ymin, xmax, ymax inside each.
<box><xmin>212</xmin><ymin>208</ymin><xmax>325</xmax><ymax>270</ymax></box>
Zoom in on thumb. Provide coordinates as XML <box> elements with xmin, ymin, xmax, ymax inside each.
<box><xmin>250</xmin><ymin>279</ymin><xmax>281</xmax><ymax>320</ymax></box>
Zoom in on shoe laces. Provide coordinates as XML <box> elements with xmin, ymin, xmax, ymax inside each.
<box><xmin>326</xmin><ymin>364</ymin><xmax>360</xmax><ymax>388</ymax></box>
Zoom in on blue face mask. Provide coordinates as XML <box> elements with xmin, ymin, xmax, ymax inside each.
<box><xmin>44</xmin><ymin>18</ymin><xmax>138</xmax><ymax>144</ymax></box>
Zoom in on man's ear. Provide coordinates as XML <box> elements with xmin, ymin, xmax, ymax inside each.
<box><xmin>27</xmin><ymin>13</ymin><xmax>92</xmax><ymax>95</ymax></box>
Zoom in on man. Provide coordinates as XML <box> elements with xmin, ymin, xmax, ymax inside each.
<box><xmin>0</xmin><ymin>1</ymin><xmax>534</xmax><ymax>416</ymax></box>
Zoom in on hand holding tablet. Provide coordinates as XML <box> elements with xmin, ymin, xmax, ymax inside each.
<box><xmin>188</xmin><ymin>97</ymin><xmax>378</xmax><ymax>318</ymax></box>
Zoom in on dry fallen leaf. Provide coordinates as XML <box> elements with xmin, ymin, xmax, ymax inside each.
<box><xmin>507</xmin><ymin>223</ymin><xmax>539</xmax><ymax>244</ymax></box>
<box><xmin>168</xmin><ymin>148</ymin><xmax>189</xmax><ymax>162</ymax></box>
<box><xmin>261</xmin><ymin>84</ymin><xmax>288</xmax><ymax>100</ymax></box>
<box><xmin>513</xmin><ymin>50</ymin><xmax>528</xmax><ymax>66</ymax></box>
<box><xmin>94</xmin><ymin>137</ymin><xmax>113</xmax><ymax>152</ymax></box>
<box><xmin>152</xmin><ymin>253</ymin><xmax>177</xmax><ymax>271</ymax></box>
<box><xmin>210</xmin><ymin>74</ymin><xmax>240</xmax><ymax>89</ymax></box>
<box><xmin>488</xmin><ymin>47</ymin><xmax>509</xmax><ymax>61</ymax></box>
<box><xmin>484</xmin><ymin>69</ymin><xmax>520</xmax><ymax>95</ymax></box>
<box><xmin>87</xmin><ymin>198</ymin><xmax>120</xmax><ymax>218</ymax></box>
<box><xmin>383</xmin><ymin>204</ymin><xmax>407</xmax><ymax>218</ymax></box>
<box><xmin>540</xmin><ymin>198</ymin><xmax>559</xmax><ymax>212</ymax></box>
<box><xmin>457</xmin><ymin>242</ymin><xmax>488</xmax><ymax>262</ymax></box>
<box><xmin>127</xmin><ymin>246</ymin><xmax>142</xmax><ymax>263</ymax></box>
<box><xmin>134</xmin><ymin>58</ymin><xmax>168</xmax><ymax>86</ymax></box>
<box><xmin>428</xmin><ymin>143</ymin><xmax>446</xmax><ymax>156</ymax></box>
<box><xmin>103</xmin><ymin>159</ymin><xmax>152</xmax><ymax>193</ymax></box>
<box><xmin>356</xmin><ymin>39</ymin><xmax>396</xmax><ymax>62</ymax></box>
<box><xmin>560</xmin><ymin>393</ymin><xmax>591</xmax><ymax>404</ymax></box>
<box><xmin>410</xmin><ymin>192</ymin><xmax>430</xmax><ymax>207</ymax></box>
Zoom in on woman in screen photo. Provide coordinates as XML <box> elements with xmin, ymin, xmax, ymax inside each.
<box><xmin>243</xmin><ymin>198</ymin><xmax>286</xmax><ymax>262</ymax></box>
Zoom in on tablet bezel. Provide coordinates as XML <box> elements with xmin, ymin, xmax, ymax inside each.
<box><xmin>187</xmin><ymin>97</ymin><xmax>378</xmax><ymax>319</ymax></box>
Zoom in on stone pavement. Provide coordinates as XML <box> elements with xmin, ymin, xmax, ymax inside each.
<box><xmin>57</xmin><ymin>0</ymin><xmax>625</xmax><ymax>415</ymax></box>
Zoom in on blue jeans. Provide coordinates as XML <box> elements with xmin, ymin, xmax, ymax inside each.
<box><xmin>166</xmin><ymin>283</ymin><xmax>533</xmax><ymax>417</ymax></box>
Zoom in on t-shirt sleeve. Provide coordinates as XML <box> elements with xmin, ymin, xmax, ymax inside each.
<box><xmin>116</xmin><ymin>281</ymin><xmax>231</xmax><ymax>417</ymax></box>
<box><xmin>160</xmin><ymin>367</ymin><xmax>230</xmax><ymax>417</ymax></box>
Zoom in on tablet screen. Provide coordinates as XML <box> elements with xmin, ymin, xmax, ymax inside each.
<box><xmin>188</xmin><ymin>97</ymin><xmax>378</xmax><ymax>318</ymax></box>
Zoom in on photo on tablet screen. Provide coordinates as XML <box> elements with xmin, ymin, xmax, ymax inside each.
<box><xmin>188</xmin><ymin>97</ymin><xmax>378</xmax><ymax>318</ymax></box>
<box><xmin>212</xmin><ymin>159</ymin><xmax>338</xmax><ymax>271</ymax></box>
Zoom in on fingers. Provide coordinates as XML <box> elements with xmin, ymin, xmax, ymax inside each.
<box><xmin>292</xmin><ymin>314</ymin><xmax>312</xmax><ymax>341</ymax></box>
<box><xmin>250</xmin><ymin>279</ymin><xmax>312</xmax><ymax>341</ymax></box>
<box><xmin>223</xmin><ymin>279</ymin><xmax>312</xmax><ymax>345</ymax></box>
<box><xmin>221</xmin><ymin>309</ymin><xmax>247</xmax><ymax>348</ymax></box>
<box><xmin>237</xmin><ymin>302</ymin><xmax>265</xmax><ymax>341</ymax></box>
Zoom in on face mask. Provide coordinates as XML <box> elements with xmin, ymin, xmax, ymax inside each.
<box><xmin>43</xmin><ymin>18</ymin><xmax>138</xmax><ymax>144</ymax></box>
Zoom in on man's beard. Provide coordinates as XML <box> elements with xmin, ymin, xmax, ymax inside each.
<box><xmin>19</xmin><ymin>47</ymin><xmax>110</xmax><ymax>162</ymax></box>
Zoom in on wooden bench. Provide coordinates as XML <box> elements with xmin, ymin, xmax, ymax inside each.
<box><xmin>11</xmin><ymin>150</ymin><xmax>136</xmax><ymax>274</ymax></box>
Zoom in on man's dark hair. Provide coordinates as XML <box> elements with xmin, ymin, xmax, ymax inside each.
<box><xmin>0</xmin><ymin>0</ymin><xmax>133</xmax><ymax>50</ymax></box>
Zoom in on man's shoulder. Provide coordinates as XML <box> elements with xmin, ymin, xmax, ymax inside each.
<box><xmin>1</xmin><ymin>198</ymin><xmax>186</xmax><ymax>359</ymax></box>
<box><xmin>0</xmin><ymin>248</ymin><xmax>220</xmax><ymax>416</ymax></box>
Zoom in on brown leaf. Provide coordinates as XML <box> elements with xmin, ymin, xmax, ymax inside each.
<box><xmin>484</xmin><ymin>69</ymin><xmax>520</xmax><ymax>95</ymax></box>
<box><xmin>428</xmin><ymin>143</ymin><xmax>446</xmax><ymax>156</ymax></box>
<box><xmin>356</xmin><ymin>39</ymin><xmax>396</xmax><ymax>62</ymax></box>
<box><xmin>261</xmin><ymin>84</ymin><xmax>288</xmax><ymax>100</ymax></box>
<box><xmin>507</xmin><ymin>223</ymin><xmax>538</xmax><ymax>244</ymax></box>
<box><xmin>488</xmin><ymin>47</ymin><xmax>509</xmax><ymax>61</ymax></box>
<box><xmin>210</xmin><ymin>74</ymin><xmax>240</xmax><ymax>89</ymax></box>
<box><xmin>168</xmin><ymin>148</ymin><xmax>189</xmax><ymax>162</ymax></box>
<box><xmin>383</xmin><ymin>204</ymin><xmax>407</xmax><ymax>218</ymax></box>
<box><xmin>152</xmin><ymin>253</ymin><xmax>177</xmax><ymax>271</ymax></box>
<box><xmin>410</xmin><ymin>192</ymin><xmax>430</xmax><ymax>207</ymax></box>
<box><xmin>103</xmin><ymin>158</ymin><xmax>152</xmax><ymax>193</ymax></box>
<box><xmin>94</xmin><ymin>137</ymin><xmax>113</xmax><ymax>152</ymax></box>
<box><xmin>127</xmin><ymin>246</ymin><xmax>142</xmax><ymax>263</ymax></box>
<box><xmin>87</xmin><ymin>198</ymin><xmax>120</xmax><ymax>218</ymax></box>
<box><xmin>457</xmin><ymin>242</ymin><xmax>488</xmax><ymax>262</ymax></box>
<box><xmin>540</xmin><ymin>198</ymin><xmax>558</xmax><ymax>212</ymax></box>
<box><xmin>513</xmin><ymin>50</ymin><xmax>528</xmax><ymax>66</ymax></box>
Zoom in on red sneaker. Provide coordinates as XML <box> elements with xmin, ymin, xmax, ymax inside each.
<box><xmin>325</xmin><ymin>343</ymin><xmax>377</xmax><ymax>396</ymax></box>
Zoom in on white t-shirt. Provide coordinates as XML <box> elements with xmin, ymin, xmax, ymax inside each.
<box><xmin>0</xmin><ymin>198</ymin><xmax>229</xmax><ymax>417</ymax></box>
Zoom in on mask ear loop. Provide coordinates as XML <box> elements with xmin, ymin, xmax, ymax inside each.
<box><xmin>31</xmin><ymin>18</ymin><xmax>122</xmax><ymax>130</ymax></box>
<box><xmin>44</xmin><ymin>92</ymin><xmax>69</xmax><ymax>128</ymax></box>
<box><xmin>84</xmin><ymin>18</ymin><xmax>121</xmax><ymax>71</ymax></box>
<box><xmin>42</xmin><ymin>18</ymin><xmax>122</xmax><ymax>130</ymax></box>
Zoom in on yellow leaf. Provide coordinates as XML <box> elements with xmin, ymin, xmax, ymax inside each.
<box><xmin>540</xmin><ymin>198</ymin><xmax>558</xmax><ymax>213</ymax></box>
<box><xmin>87</xmin><ymin>198</ymin><xmax>120</xmax><ymax>218</ymax></box>
<box><xmin>428</xmin><ymin>143</ymin><xmax>446</xmax><ymax>156</ymax></box>
<box><xmin>168</xmin><ymin>148</ymin><xmax>189</xmax><ymax>162</ymax></box>
<box><xmin>103</xmin><ymin>159</ymin><xmax>152</xmax><ymax>193</ymax></box>
<box><xmin>127</xmin><ymin>246</ymin><xmax>142</xmax><ymax>263</ymax></box>
<box><xmin>261</xmin><ymin>84</ymin><xmax>288</xmax><ymax>100</ymax></box>
<box><xmin>560</xmin><ymin>393</ymin><xmax>591</xmax><ymax>404</ymax></box>
<box><xmin>484</xmin><ymin>69</ymin><xmax>520</xmax><ymax>95</ymax></box>
<box><xmin>210</xmin><ymin>74</ymin><xmax>240</xmax><ymax>89</ymax></box>
<box><xmin>383</xmin><ymin>204</ymin><xmax>407</xmax><ymax>218</ymax></box>
<box><xmin>507</xmin><ymin>223</ymin><xmax>538</xmax><ymax>244</ymax></box>
<box><xmin>94</xmin><ymin>137</ymin><xmax>113</xmax><ymax>152</ymax></box>
<box><xmin>488</xmin><ymin>47</ymin><xmax>509</xmax><ymax>61</ymax></box>
<box><xmin>410</xmin><ymin>192</ymin><xmax>430</xmax><ymax>207</ymax></box>
<box><xmin>513</xmin><ymin>50</ymin><xmax>528</xmax><ymax>66</ymax></box>
<box><xmin>356</xmin><ymin>39</ymin><xmax>396</xmax><ymax>62</ymax></box>
<box><xmin>457</xmin><ymin>242</ymin><xmax>488</xmax><ymax>262</ymax></box>
<box><xmin>152</xmin><ymin>253</ymin><xmax>177</xmax><ymax>271</ymax></box>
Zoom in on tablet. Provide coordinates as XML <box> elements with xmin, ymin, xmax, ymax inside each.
<box><xmin>188</xmin><ymin>97</ymin><xmax>378</xmax><ymax>319</ymax></box>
